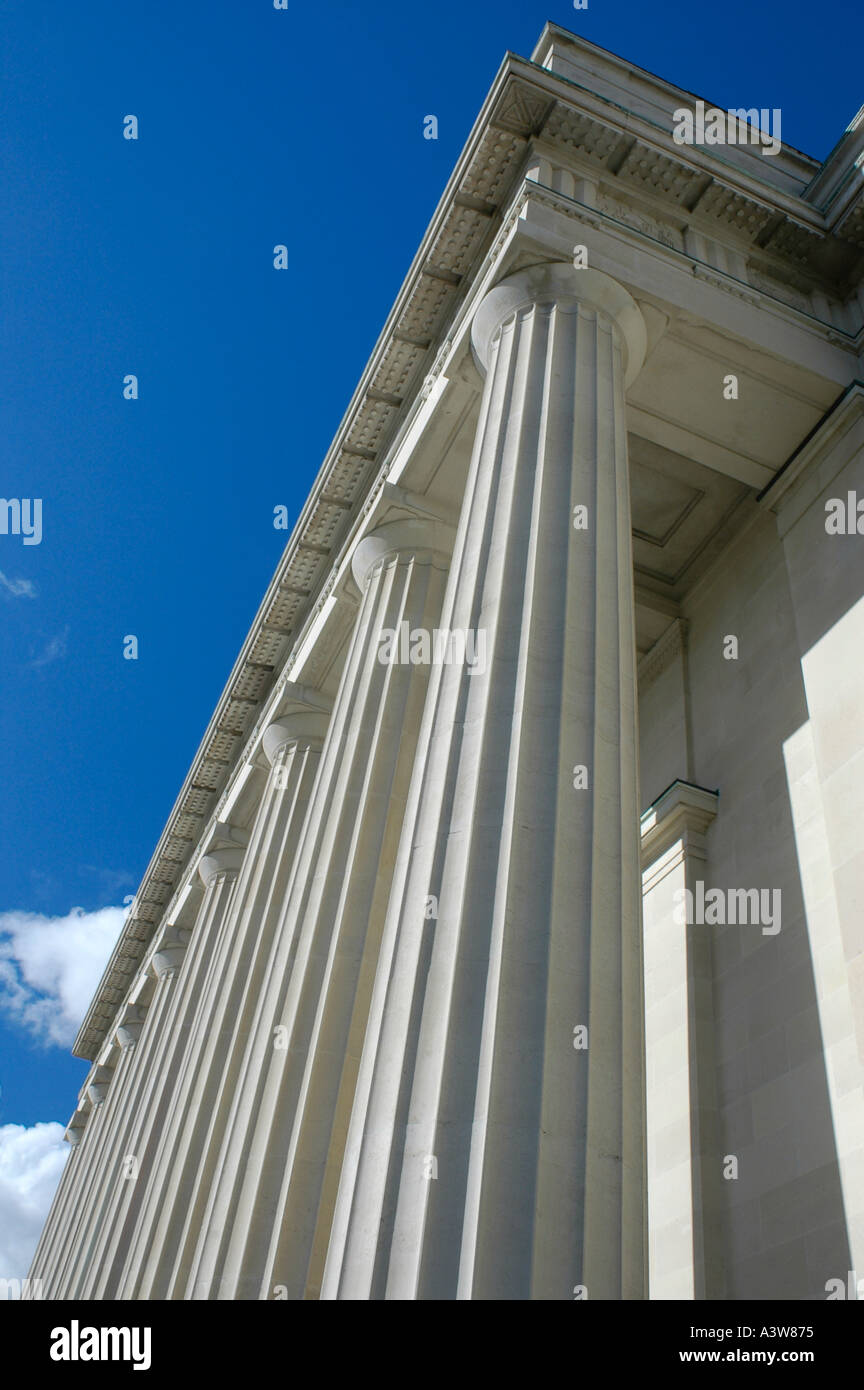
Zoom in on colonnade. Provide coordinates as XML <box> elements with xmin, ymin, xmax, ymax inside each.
<box><xmin>30</xmin><ymin>261</ymin><xmax>649</xmax><ymax>1300</ymax></box>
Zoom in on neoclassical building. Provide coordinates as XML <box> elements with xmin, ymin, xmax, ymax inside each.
<box><xmin>31</xmin><ymin>24</ymin><xmax>864</xmax><ymax>1300</ymax></box>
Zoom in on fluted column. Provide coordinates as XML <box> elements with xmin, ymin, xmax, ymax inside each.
<box><xmin>75</xmin><ymin>698</ymin><xmax>327</xmax><ymax>1298</ymax></box>
<box><xmin>89</xmin><ymin>927</ymin><xmax>210</xmax><ymax>1298</ymax></box>
<box><xmin>154</xmin><ymin>702</ymin><xmax>330</xmax><ymax>1297</ymax></box>
<box><xmin>27</xmin><ymin>1108</ymin><xmax>85</xmax><ymax>1296</ymax></box>
<box><xmin>34</xmin><ymin>1081</ymin><xmax>106</xmax><ymax>1299</ymax></box>
<box><xmin>80</xmin><ymin>927</ymin><xmax>199</xmax><ymax>1298</ymax></box>
<box><xmin>113</xmin><ymin>850</ymin><xmax>243</xmax><ymax>1297</ymax></box>
<box><xmin>323</xmin><ymin>261</ymin><xmax>648</xmax><ymax>1301</ymax></box>
<box><xmin>46</xmin><ymin>1061</ymin><xmax>119</xmax><ymax>1298</ymax></box>
<box><xmin>192</xmin><ymin>515</ymin><xmax>452</xmax><ymax>1300</ymax></box>
<box><xmin>65</xmin><ymin>997</ymin><xmax>153</xmax><ymax>1298</ymax></box>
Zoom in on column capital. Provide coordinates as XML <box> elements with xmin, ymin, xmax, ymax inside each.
<box><xmin>152</xmin><ymin>924</ymin><xmax>192</xmax><ymax>980</ymax></box>
<box><xmin>263</xmin><ymin>709</ymin><xmax>330</xmax><ymax>765</ymax></box>
<box><xmin>198</xmin><ymin>846</ymin><xmax>244</xmax><ymax>888</ymax></box>
<box><xmin>115</xmin><ymin>1002</ymin><xmax>148</xmax><ymax>1050</ymax></box>
<box><xmin>471</xmin><ymin>261</ymin><xmax>647</xmax><ymax>387</ymax></box>
<box><xmin>350</xmin><ymin>516</ymin><xmax>454</xmax><ymax>592</ymax></box>
<box><xmin>86</xmin><ymin>1065</ymin><xmax>114</xmax><ymax>1108</ymax></box>
<box><xmin>64</xmin><ymin>1114</ymin><xmax>88</xmax><ymax>1147</ymax></box>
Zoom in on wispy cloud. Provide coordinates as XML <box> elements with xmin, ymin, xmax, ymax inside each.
<box><xmin>29</xmin><ymin>626</ymin><xmax>69</xmax><ymax>669</ymax></box>
<box><xmin>0</xmin><ymin>904</ymin><xmax>126</xmax><ymax>1048</ymax></box>
<box><xmin>0</xmin><ymin>572</ymin><xmax>36</xmax><ymax>600</ymax></box>
<box><xmin>80</xmin><ymin>866</ymin><xmax>136</xmax><ymax>898</ymax></box>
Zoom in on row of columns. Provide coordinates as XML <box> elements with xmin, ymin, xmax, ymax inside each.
<box><xmin>31</xmin><ymin>261</ymin><xmax>650</xmax><ymax>1300</ymax></box>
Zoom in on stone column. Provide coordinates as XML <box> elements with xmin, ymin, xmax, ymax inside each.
<box><xmin>85</xmin><ymin>930</ymin><xmax>195</xmax><ymax>1297</ymax></box>
<box><xmin>35</xmin><ymin>1108</ymin><xmax>93</xmax><ymax>1299</ymax></box>
<box><xmin>66</xmin><ymin>997</ymin><xmax>152</xmax><ymax>1298</ymax></box>
<box><xmin>149</xmin><ymin>702</ymin><xmax>330</xmax><ymax>1298</ymax></box>
<box><xmin>323</xmin><ymin>262</ymin><xmax>648</xmax><ymax>1301</ymax></box>
<box><xmin>191</xmin><ymin>516</ymin><xmax>452</xmax><ymax>1300</ymax></box>
<box><xmin>113</xmin><ymin>850</ymin><xmax>243</xmax><ymax>1298</ymax></box>
<box><xmin>49</xmin><ymin>1061</ymin><xmax>117</xmax><ymax>1299</ymax></box>
<box><xmin>28</xmin><ymin>1104</ymin><xmax>88</xmax><ymax>1297</ymax></box>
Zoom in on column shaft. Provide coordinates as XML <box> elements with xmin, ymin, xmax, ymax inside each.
<box><xmin>161</xmin><ymin>716</ymin><xmax>327</xmax><ymax>1298</ymax></box>
<box><xmin>324</xmin><ymin>263</ymin><xmax>647</xmax><ymax>1301</ymax></box>
<box><xmin>65</xmin><ymin>1041</ymin><xmax>143</xmax><ymax>1297</ymax></box>
<box><xmin>83</xmin><ymin>975</ymin><xmax>182</xmax><ymax>1297</ymax></box>
<box><xmin>50</xmin><ymin>1081</ymin><xmax>116</xmax><ymax>1298</ymax></box>
<box><xmin>115</xmin><ymin>864</ymin><xmax>241</xmax><ymax>1296</ymax></box>
<box><xmin>195</xmin><ymin>525</ymin><xmax>450</xmax><ymax>1300</ymax></box>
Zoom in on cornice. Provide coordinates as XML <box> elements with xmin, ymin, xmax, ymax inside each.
<box><xmin>641</xmin><ymin>779</ymin><xmax>720</xmax><ymax>871</ymax></box>
<box><xmin>532</xmin><ymin>25</ymin><xmax>820</xmax><ymax>181</ymax></box>
<box><xmin>757</xmin><ymin>380</ymin><xmax>864</xmax><ymax>521</ymax></box>
<box><xmin>74</xmin><ymin>30</ymin><xmax>864</xmax><ymax>1061</ymax></box>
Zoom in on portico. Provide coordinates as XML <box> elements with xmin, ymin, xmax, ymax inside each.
<box><xmin>29</xmin><ymin>23</ymin><xmax>864</xmax><ymax>1301</ymax></box>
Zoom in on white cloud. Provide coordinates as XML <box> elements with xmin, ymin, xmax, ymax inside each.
<box><xmin>0</xmin><ymin>905</ymin><xmax>126</xmax><ymax>1048</ymax></box>
<box><xmin>0</xmin><ymin>1121</ymin><xmax>68</xmax><ymax>1285</ymax></box>
<box><xmin>29</xmin><ymin>626</ymin><xmax>69</xmax><ymax>669</ymax></box>
<box><xmin>0</xmin><ymin>571</ymin><xmax>36</xmax><ymax>599</ymax></box>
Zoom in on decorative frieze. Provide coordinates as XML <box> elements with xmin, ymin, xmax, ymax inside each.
<box><xmin>600</xmin><ymin>192</ymin><xmax>684</xmax><ymax>250</ymax></box>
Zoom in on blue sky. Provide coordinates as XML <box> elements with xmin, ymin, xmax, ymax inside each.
<box><xmin>0</xmin><ymin>0</ymin><xmax>860</xmax><ymax>1278</ymax></box>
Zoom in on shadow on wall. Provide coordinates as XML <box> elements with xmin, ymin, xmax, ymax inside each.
<box><xmin>686</xmin><ymin>494</ymin><xmax>860</xmax><ymax>1300</ymax></box>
